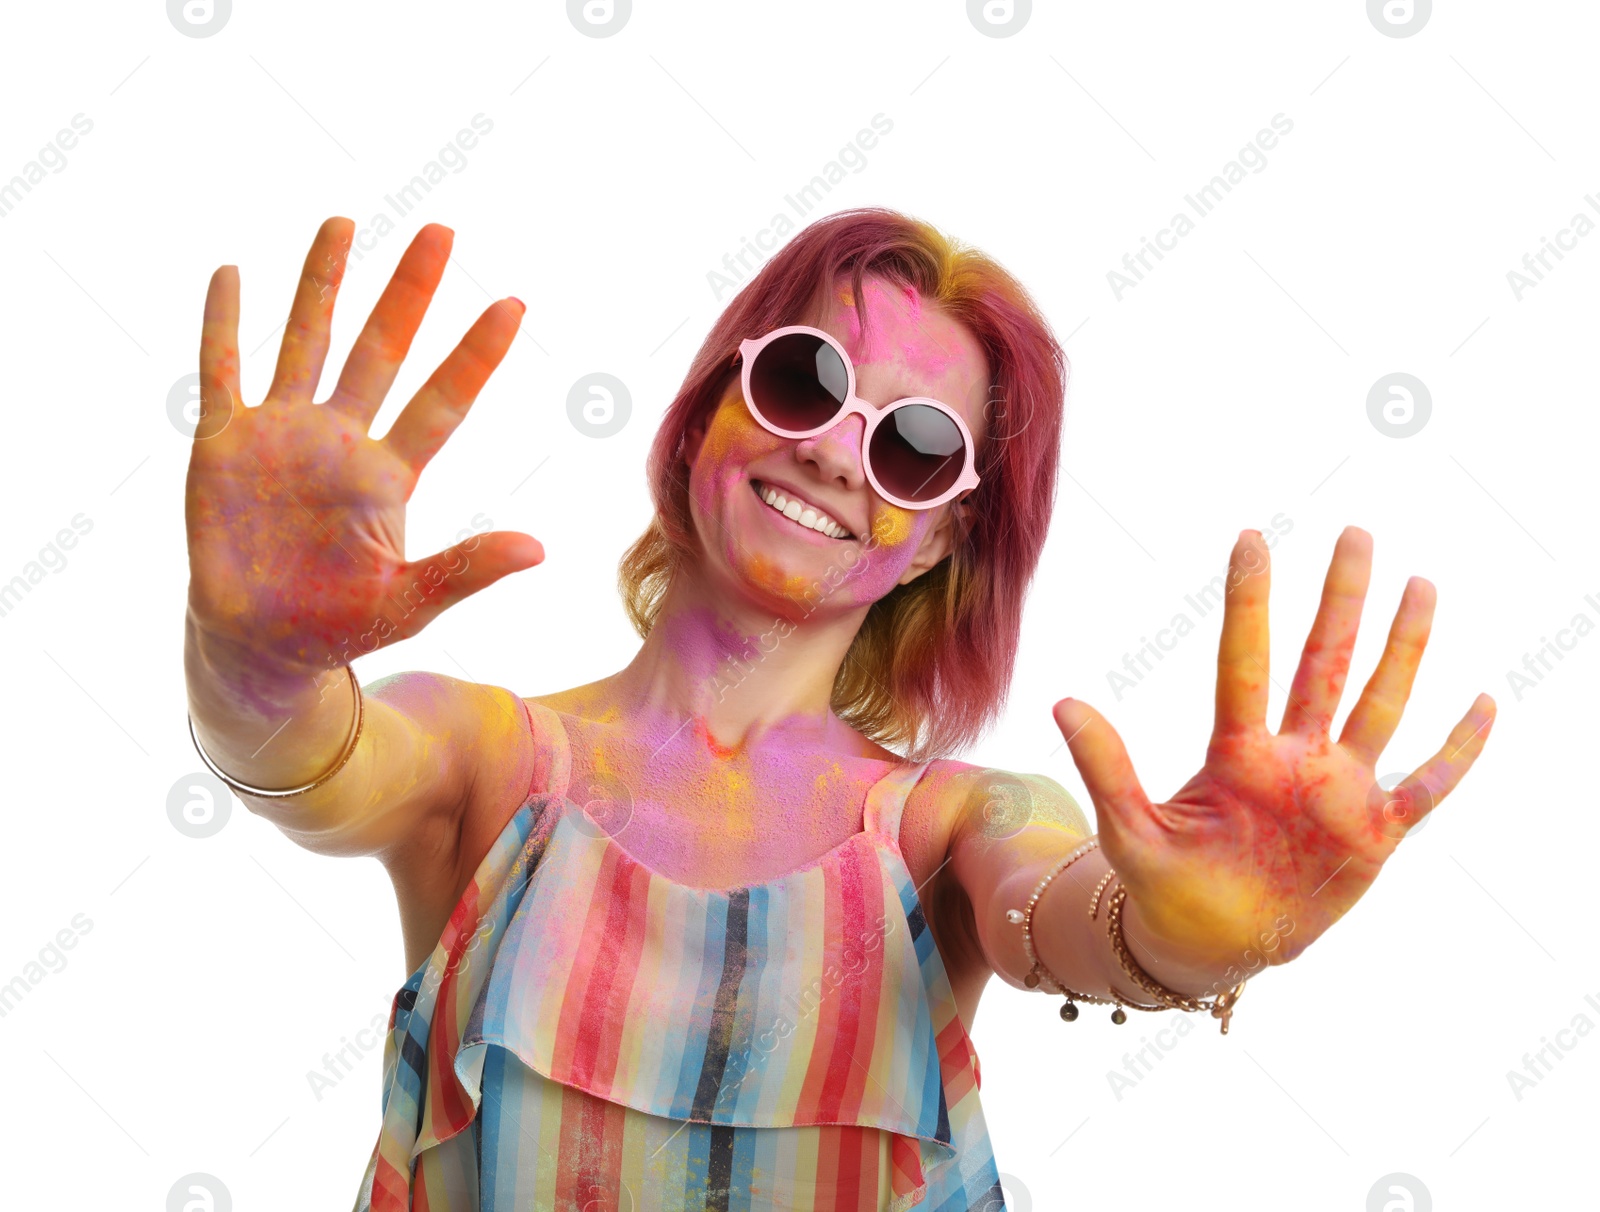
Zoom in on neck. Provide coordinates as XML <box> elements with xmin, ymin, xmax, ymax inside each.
<box><xmin>605</xmin><ymin>566</ymin><xmax>876</xmax><ymax>756</ymax></box>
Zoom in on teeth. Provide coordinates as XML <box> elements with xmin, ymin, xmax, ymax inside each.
<box><xmin>756</xmin><ymin>481</ymin><xmax>849</xmax><ymax>539</ymax></box>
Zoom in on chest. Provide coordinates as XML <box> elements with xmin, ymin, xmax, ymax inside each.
<box><xmin>563</xmin><ymin>743</ymin><xmax>950</xmax><ymax>894</ymax></box>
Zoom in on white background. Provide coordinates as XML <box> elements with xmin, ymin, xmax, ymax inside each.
<box><xmin>0</xmin><ymin>2</ymin><xmax>1593</xmax><ymax>1209</ymax></box>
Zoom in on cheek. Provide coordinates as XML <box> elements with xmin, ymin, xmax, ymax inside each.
<box><xmin>690</xmin><ymin>404</ymin><xmax>768</xmax><ymax>515</ymax></box>
<box><xmin>831</xmin><ymin>509</ymin><xmax>932</xmax><ymax>602</ymax></box>
<box><xmin>869</xmin><ymin>507</ymin><xmax>913</xmax><ymax>548</ymax></box>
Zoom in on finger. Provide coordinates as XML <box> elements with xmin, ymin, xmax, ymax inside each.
<box><xmin>1282</xmin><ymin>527</ymin><xmax>1372</xmax><ymax>736</ymax></box>
<box><xmin>324</xmin><ymin>223</ymin><xmax>454</xmax><ymax>426</ymax></box>
<box><xmin>267</xmin><ymin>216</ymin><xmax>356</xmax><ymax>405</ymax></box>
<box><xmin>1213</xmin><ymin>530</ymin><xmax>1272</xmax><ymax>739</ymax></box>
<box><xmin>386</xmin><ymin>531</ymin><xmax>545</xmax><ymax>641</ymax></box>
<box><xmin>1391</xmin><ymin>693</ymin><xmax>1496</xmax><ymax>823</ymax></box>
<box><xmin>1339</xmin><ymin>576</ymin><xmax>1436</xmax><ymax>765</ymax></box>
<box><xmin>197</xmin><ymin>264</ymin><xmax>241</xmax><ymax>438</ymax></box>
<box><xmin>1052</xmin><ymin>698</ymin><xmax>1154</xmax><ymax>852</ymax></box>
<box><xmin>384</xmin><ymin>298</ymin><xmax>525</xmax><ymax>476</ymax></box>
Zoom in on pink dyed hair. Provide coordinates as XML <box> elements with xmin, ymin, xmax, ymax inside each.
<box><xmin>619</xmin><ymin>207</ymin><xmax>1067</xmax><ymax>760</ymax></box>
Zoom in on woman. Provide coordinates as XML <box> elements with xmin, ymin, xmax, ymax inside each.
<box><xmin>183</xmin><ymin>209</ymin><xmax>1495</xmax><ymax>1211</ymax></box>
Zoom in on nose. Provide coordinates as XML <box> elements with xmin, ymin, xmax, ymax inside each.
<box><xmin>792</xmin><ymin>410</ymin><xmax>867</xmax><ymax>491</ymax></box>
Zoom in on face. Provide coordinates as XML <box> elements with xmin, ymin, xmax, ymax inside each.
<box><xmin>682</xmin><ymin>275</ymin><xmax>990</xmax><ymax>620</ymax></box>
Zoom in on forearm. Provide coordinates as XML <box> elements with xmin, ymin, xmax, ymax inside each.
<box><xmin>184</xmin><ymin>612</ymin><xmax>483</xmax><ymax>854</ymax></box>
<box><xmin>185</xmin><ymin>609</ymin><xmax>355</xmax><ymax>789</ymax></box>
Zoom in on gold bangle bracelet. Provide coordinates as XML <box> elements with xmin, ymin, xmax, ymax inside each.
<box><xmin>187</xmin><ymin>666</ymin><xmax>363</xmax><ymax>799</ymax></box>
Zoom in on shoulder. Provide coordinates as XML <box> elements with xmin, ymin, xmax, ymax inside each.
<box><xmin>896</xmin><ymin>759</ymin><xmax>1091</xmax><ymax>1000</ymax></box>
<box><xmin>366</xmin><ymin>669</ymin><xmax>528</xmax><ymax>737</ymax></box>
<box><xmin>526</xmin><ymin>676</ymin><xmax>618</xmax><ymax>720</ymax></box>
<box><xmin>906</xmin><ymin>759</ymin><xmax>1092</xmax><ymax>855</ymax></box>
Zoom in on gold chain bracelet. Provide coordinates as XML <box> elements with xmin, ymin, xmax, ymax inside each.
<box><xmin>1007</xmin><ymin>838</ymin><xmax>1248</xmax><ymax>1033</ymax></box>
<box><xmin>1006</xmin><ymin>838</ymin><xmax>1161</xmax><ymax>1024</ymax></box>
<box><xmin>1104</xmin><ymin>883</ymin><xmax>1247</xmax><ymax>1034</ymax></box>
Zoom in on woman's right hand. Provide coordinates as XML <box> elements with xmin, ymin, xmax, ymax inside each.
<box><xmin>185</xmin><ymin>217</ymin><xmax>542</xmax><ymax>683</ymax></box>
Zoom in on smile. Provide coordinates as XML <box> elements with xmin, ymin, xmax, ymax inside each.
<box><xmin>750</xmin><ymin>479</ymin><xmax>854</xmax><ymax>540</ymax></box>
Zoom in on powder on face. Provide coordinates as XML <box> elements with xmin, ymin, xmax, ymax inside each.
<box><xmin>681</xmin><ymin>275</ymin><xmax>988</xmax><ymax>620</ymax></box>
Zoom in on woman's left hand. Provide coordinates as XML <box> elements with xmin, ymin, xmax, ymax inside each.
<box><xmin>1053</xmin><ymin>526</ymin><xmax>1495</xmax><ymax>971</ymax></box>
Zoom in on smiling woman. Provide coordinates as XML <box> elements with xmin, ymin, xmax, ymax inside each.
<box><xmin>626</xmin><ymin>210</ymin><xmax>1065</xmax><ymax>761</ymax></box>
<box><xmin>181</xmin><ymin>207</ymin><xmax>1494</xmax><ymax>1211</ymax></box>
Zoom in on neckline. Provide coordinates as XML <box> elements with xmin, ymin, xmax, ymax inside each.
<box><xmin>529</xmin><ymin>701</ymin><xmax>928</xmax><ymax>895</ymax></box>
<box><xmin>534</xmin><ymin>701</ymin><xmax>907</xmax><ymax>768</ymax></box>
<box><xmin>553</xmin><ymin>795</ymin><xmax>893</xmax><ymax>897</ymax></box>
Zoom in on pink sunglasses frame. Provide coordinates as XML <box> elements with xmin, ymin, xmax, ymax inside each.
<box><xmin>736</xmin><ymin>324</ymin><xmax>981</xmax><ymax>512</ymax></box>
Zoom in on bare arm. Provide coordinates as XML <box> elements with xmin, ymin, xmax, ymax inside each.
<box><xmin>945</xmin><ymin>771</ymin><xmax>1178</xmax><ymax>1005</ymax></box>
<box><xmin>184</xmin><ymin>218</ymin><xmax>541</xmax><ymax>870</ymax></box>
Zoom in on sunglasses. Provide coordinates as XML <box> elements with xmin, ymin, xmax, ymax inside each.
<box><xmin>736</xmin><ymin>325</ymin><xmax>980</xmax><ymax>511</ymax></box>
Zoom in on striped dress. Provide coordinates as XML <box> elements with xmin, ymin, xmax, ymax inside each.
<box><xmin>352</xmin><ymin>702</ymin><xmax>1007</xmax><ymax>1211</ymax></box>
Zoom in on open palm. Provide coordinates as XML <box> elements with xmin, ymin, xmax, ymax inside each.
<box><xmin>1055</xmin><ymin>527</ymin><xmax>1495</xmax><ymax>967</ymax></box>
<box><xmin>185</xmin><ymin>218</ymin><xmax>542</xmax><ymax>677</ymax></box>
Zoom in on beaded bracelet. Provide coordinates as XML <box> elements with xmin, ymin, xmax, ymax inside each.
<box><xmin>1007</xmin><ymin>838</ymin><xmax>1247</xmax><ymax>1032</ymax></box>
<box><xmin>1005</xmin><ymin>838</ymin><xmax>1160</xmax><ymax>1024</ymax></box>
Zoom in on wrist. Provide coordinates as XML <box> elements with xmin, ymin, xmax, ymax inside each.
<box><xmin>1117</xmin><ymin>892</ymin><xmax>1252</xmax><ymax>1000</ymax></box>
<box><xmin>186</xmin><ymin>610</ymin><xmax>338</xmax><ymax>708</ymax></box>
<box><xmin>185</xmin><ymin>610</ymin><xmax>356</xmax><ymax>785</ymax></box>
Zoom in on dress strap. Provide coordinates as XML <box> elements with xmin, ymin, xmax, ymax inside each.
<box><xmin>520</xmin><ymin>700</ymin><xmax>573</xmax><ymax>802</ymax></box>
<box><xmin>863</xmin><ymin>759</ymin><xmax>932</xmax><ymax>844</ymax></box>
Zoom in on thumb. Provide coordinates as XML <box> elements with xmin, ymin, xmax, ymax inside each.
<box><xmin>1052</xmin><ymin>698</ymin><xmax>1153</xmax><ymax>854</ymax></box>
<box><xmin>389</xmin><ymin>530</ymin><xmax>544</xmax><ymax>640</ymax></box>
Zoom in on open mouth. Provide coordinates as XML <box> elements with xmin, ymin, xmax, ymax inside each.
<box><xmin>750</xmin><ymin>479</ymin><xmax>855</xmax><ymax>540</ymax></box>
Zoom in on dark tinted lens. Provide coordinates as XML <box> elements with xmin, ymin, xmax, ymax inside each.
<box><xmin>868</xmin><ymin>404</ymin><xmax>967</xmax><ymax>502</ymax></box>
<box><xmin>749</xmin><ymin>333</ymin><xmax>849</xmax><ymax>432</ymax></box>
